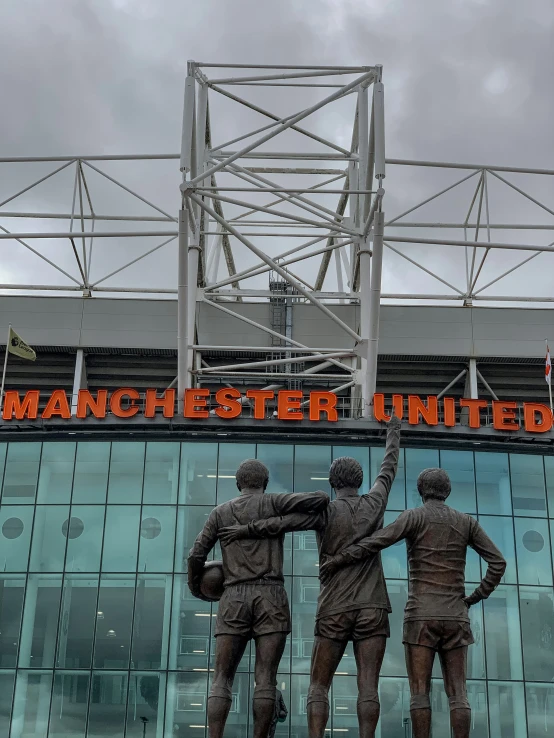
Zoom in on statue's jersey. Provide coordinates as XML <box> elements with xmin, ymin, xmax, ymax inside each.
<box><xmin>335</xmin><ymin>500</ymin><xmax>506</xmax><ymax>623</ymax></box>
<box><xmin>188</xmin><ymin>491</ymin><xmax>329</xmax><ymax>589</ymax></box>
<box><xmin>243</xmin><ymin>424</ymin><xmax>401</xmax><ymax>619</ymax></box>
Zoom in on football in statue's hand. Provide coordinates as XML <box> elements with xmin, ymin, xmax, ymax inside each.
<box><xmin>200</xmin><ymin>560</ymin><xmax>224</xmax><ymax>602</ymax></box>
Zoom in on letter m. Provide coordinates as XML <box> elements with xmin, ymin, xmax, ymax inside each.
<box><xmin>2</xmin><ymin>390</ymin><xmax>40</xmax><ymax>420</ymax></box>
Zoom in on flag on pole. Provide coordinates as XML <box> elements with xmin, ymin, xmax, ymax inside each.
<box><xmin>7</xmin><ymin>327</ymin><xmax>36</xmax><ymax>361</ymax></box>
<box><xmin>546</xmin><ymin>344</ymin><xmax>552</xmax><ymax>386</ymax></box>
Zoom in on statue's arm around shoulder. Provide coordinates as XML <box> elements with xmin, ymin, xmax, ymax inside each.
<box><xmin>187</xmin><ymin>508</ymin><xmax>219</xmax><ymax>599</ymax></box>
<box><xmin>219</xmin><ymin>509</ymin><xmax>326</xmax><ymax>544</ymax></box>
<box><xmin>319</xmin><ymin>508</ymin><xmax>413</xmax><ymax>584</ymax></box>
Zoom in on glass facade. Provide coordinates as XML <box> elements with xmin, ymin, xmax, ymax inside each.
<box><xmin>0</xmin><ymin>439</ymin><xmax>553</xmax><ymax>736</ymax></box>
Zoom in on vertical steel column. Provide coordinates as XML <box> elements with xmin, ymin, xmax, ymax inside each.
<box><xmin>364</xmin><ymin>72</ymin><xmax>385</xmax><ymax>417</ymax></box>
<box><xmin>177</xmin><ymin>209</ymin><xmax>190</xmax><ymax>402</ymax></box>
<box><xmin>468</xmin><ymin>358</ymin><xmax>479</xmax><ymax>398</ymax></box>
<box><xmin>364</xmin><ymin>211</ymin><xmax>384</xmax><ymax>417</ymax></box>
<box><xmin>359</xmin><ymin>235</ymin><xmax>372</xmax><ymax>416</ymax></box>
<box><xmin>178</xmin><ymin>64</ymin><xmax>197</xmax><ymax>405</ymax></box>
<box><xmin>70</xmin><ymin>348</ymin><xmax>86</xmax><ymax>416</ymax></box>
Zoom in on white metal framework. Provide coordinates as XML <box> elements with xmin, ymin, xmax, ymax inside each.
<box><xmin>1</xmin><ymin>61</ymin><xmax>553</xmax><ymax>418</ymax></box>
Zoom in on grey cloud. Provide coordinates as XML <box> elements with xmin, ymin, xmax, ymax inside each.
<box><xmin>0</xmin><ymin>0</ymin><xmax>552</xmax><ymax>299</ymax></box>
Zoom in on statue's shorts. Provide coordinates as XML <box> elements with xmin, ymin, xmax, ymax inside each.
<box><xmin>215</xmin><ymin>581</ymin><xmax>291</xmax><ymax>638</ymax></box>
<box><xmin>315</xmin><ymin>607</ymin><xmax>390</xmax><ymax>642</ymax></box>
<box><xmin>403</xmin><ymin>619</ymin><xmax>474</xmax><ymax>651</ymax></box>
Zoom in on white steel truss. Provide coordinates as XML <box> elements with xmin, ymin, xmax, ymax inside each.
<box><xmin>1</xmin><ymin>61</ymin><xmax>553</xmax><ymax>418</ymax></box>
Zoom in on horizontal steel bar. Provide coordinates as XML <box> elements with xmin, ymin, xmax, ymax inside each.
<box><xmin>197</xmin><ymin>63</ymin><xmax>374</xmax><ymax>70</ymax></box>
<box><xmin>211</xmin><ymin>151</ymin><xmax>357</xmax><ymax>160</ymax></box>
<box><xmin>386</xmin><ymin>235</ymin><xmax>554</xmax><ymax>252</ymax></box>
<box><xmin>1</xmin><ymin>155</ymin><xmax>552</xmax><ymax>175</ymax></box>
<box><xmin>0</xmin><ymin>211</ymin><xmax>174</xmax><ymax>222</ymax></box>
<box><xmin>196</xmin><ymin>371</ymin><xmax>350</xmax><ymax>380</ymax></box>
<box><xmin>196</xmin><ymin>187</ymin><xmax>375</xmax><ymax>194</ymax></box>
<box><xmin>386</xmin><ymin>158</ymin><xmax>554</xmax><ymax>176</ymax></box>
<box><xmin>0</xmin><ymin>154</ymin><xmax>179</xmax><ymax>163</ymax></box>
<box><xmin>387</xmin><ymin>222</ymin><xmax>554</xmax><ymax>230</ymax></box>
<box><xmin>193</xmin><ymin>345</ymin><xmax>353</xmax><ymax>353</ymax></box>
<box><xmin>0</xmin><ymin>230</ymin><xmax>178</xmax><ymax>239</ymax></box>
<box><xmin>208</xmin><ymin>69</ymin><xmax>373</xmax><ymax>84</ymax></box>
<box><xmin>221</xmin><ymin>83</ymin><xmax>348</xmax><ymax>88</ymax></box>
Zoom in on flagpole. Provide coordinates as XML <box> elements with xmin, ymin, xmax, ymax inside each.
<box><xmin>545</xmin><ymin>339</ymin><xmax>554</xmax><ymax>416</ymax></box>
<box><xmin>0</xmin><ymin>324</ymin><xmax>11</xmax><ymax>415</ymax></box>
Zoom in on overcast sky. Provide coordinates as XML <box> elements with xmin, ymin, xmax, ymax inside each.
<box><xmin>1</xmin><ymin>0</ymin><xmax>553</xmax><ymax>300</ymax></box>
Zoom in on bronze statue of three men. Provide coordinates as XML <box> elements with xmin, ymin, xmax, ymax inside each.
<box><xmin>188</xmin><ymin>417</ymin><xmax>506</xmax><ymax>738</ymax></box>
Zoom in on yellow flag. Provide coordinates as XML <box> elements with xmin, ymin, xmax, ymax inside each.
<box><xmin>8</xmin><ymin>327</ymin><xmax>36</xmax><ymax>361</ymax></box>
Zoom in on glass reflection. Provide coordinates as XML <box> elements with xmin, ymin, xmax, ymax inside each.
<box><xmin>169</xmin><ymin>576</ymin><xmax>212</xmax><ymax>671</ymax></box>
<box><xmin>484</xmin><ymin>586</ymin><xmax>524</xmax><ymax>681</ymax></box>
<box><xmin>131</xmin><ymin>575</ymin><xmax>172</xmax><ymax>670</ymax></box>
<box><xmin>18</xmin><ymin>574</ymin><xmax>62</xmax><ymax>668</ymax></box>
<box><xmin>0</xmin><ymin>506</ymin><xmax>34</xmax><ymax>572</ymax></box>
<box><xmin>488</xmin><ymin>681</ymin><xmax>527</xmax><ymax>738</ymax></box>
<box><xmin>138</xmin><ymin>506</ymin><xmax>176</xmax><ymax>573</ymax></box>
<box><xmin>0</xmin><ymin>671</ymin><xmax>15</xmax><ymax>736</ymax></box>
<box><xmin>545</xmin><ymin>456</ymin><xmax>554</xmax><ymax>518</ymax></box>
<box><xmin>440</xmin><ymin>449</ymin><xmax>476</xmax><ymax>513</ymax></box>
<box><xmin>49</xmin><ymin>671</ymin><xmax>90</xmax><ymax>737</ymax></box>
<box><xmin>65</xmin><ymin>506</ymin><xmax>105</xmax><ymax>573</ymax></box>
<box><xmin>0</xmin><ymin>576</ymin><xmax>25</xmax><ymax>668</ymax></box>
<box><xmin>294</xmin><ymin>446</ymin><xmax>331</xmax><ymax>496</ymax></box>
<box><xmin>72</xmin><ymin>442</ymin><xmax>110</xmax><ymax>504</ymax></box>
<box><xmin>475</xmin><ymin>452</ymin><xmax>512</xmax><ymax>515</ymax></box>
<box><xmin>257</xmin><ymin>444</ymin><xmax>293</xmax><ymax>494</ymax></box>
<box><xmin>37</xmin><ymin>442</ymin><xmax>76</xmax><ymax>503</ymax></box>
<box><xmin>525</xmin><ymin>682</ymin><xmax>554</xmax><ymax>738</ymax></box>
<box><xmin>179</xmin><ymin>442</ymin><xmax>217</xmax><ymax>505</ymax></box>
<box><xmin>1</xmin><ymin>442</ymin><xmax>41</xmax><ymax>504</ymax></box>
<box><xmin>406</xmin><ymin>448</ymin><xmax>439</xmax><ymax>508</ymax></box>
<box><xmin>514</xmin><ymin>517</ymin><xmax>552</xmax><ymax>586</ymax></box>
<box><xmin>217</xmin><ymin>444</ymin><xmax>256</xmax><ymax>504</ymax></box>
<box><xmin>108</xmin><ymin>441</ymin><xmax>145</xmax><ymax>504</ymax></box>
<box><xmin>175</xmin><ymin>507</ymin><xmax>213</xmax><ymax>573</ymax></box>
<box><xmin>102</xmin><ymin>506</ymin><xmax>140</xmax><ymax>572</ymax></box>
<box><xmin>10</xmin><ymin>671</ymin><xmax>52</xmax><ymax>738</ymax></box>
<box><xmin>510</xmin><ymin>455</ymin><xmax>547</xmax><ymax>518</ymax></box>
<box><xmin>291</xmin><ymin>576</ymin><xmax>319</xmax><ymax>674</ymax></box>
<box><xmin>126</xmin><ymin>672</ymin><xmax>166</xmax><ymax>737</ymax></box>
<box><xmin>56</xmin><ymin>575</ymin><xmax>99</xmax><ymax>669</ymax></box>
<box><xmin>519</xmin><ymin>586</ymin><xmax>554</xmax><ymax>682</ymax></box>
<box><xmin>93</xmin><ymin>576</ymin><xmax>135</xmax><ymax>669</ymax></box>
<box><xmin>87</xmin><ymin>672</ymin><xmax>128</xmax><ymax>738</ymax></box>
<box><xmin>29</xmin><ymin>506</ymin><xmax>68</xmax><ymax>572</ymax></box>
<box><xmin>165</xmin><ymin>671</ymin><xmax>209</xmax><ymax>738</ymax></box>
<box><xmin>143</xmin><ymin>442</ymin><xmax>180</xmax><ymax>504</ymax></box>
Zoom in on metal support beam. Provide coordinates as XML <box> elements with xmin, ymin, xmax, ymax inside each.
<box><xmin>365</xmin><ymin>211</ymin><xmax>385</xmax><ymax>417</ymax></box>
<box><xmin>177</xmin><ymin>209</ymin><xmax>190</xmax><ymax>402</ymax></box>
<box><xmin>468</xmin><ymin>359</ymin><xmax>479</xmax><ymax>399</ymax></box>
<box><xmin>70</xmin><ymin>349</ymin><xmax>87</xmax><ymax>416</ymax></box>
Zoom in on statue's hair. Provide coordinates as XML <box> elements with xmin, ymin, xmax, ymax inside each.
<box><xmin>329</xmin><ymin>456</ymin><xmax>363</xmax><ymax>491</ymax></box>
<box><xmin>236</xmin><ymin>459</ymin><xmax>269</xmax><ymax>491</ymax></box>
<box><xmin>417</xmin><ymin>468</ymin><xmax>451</xmax><ymax>500</ymax></box>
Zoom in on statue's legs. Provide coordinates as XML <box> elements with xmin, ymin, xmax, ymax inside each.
<box><xmin>353</xmin><ymin>636</ymin><xmax>387</xmax><ymax>738</ymax></box>
<box><xmin>307</xmin><ymin>636</ymin><xmax>347</xmax><ymax>738</ymax></box>
<box><xmin>208</xmin><ymin>634</ymin><xmax>249</xmax><ymax>738</ymax></box>
<box><xmin>405</xmin><ymin>644</ymin><xmax>435</xmax><ymax>738</ymax></box>
<box><xmin>252</xmin><ymin>631</ymin><xmax>288</xmax><ymax>738</ymax></box>
<box><xmin>438</xmin><ymin>646</ymin><xmax>471</xmax><ymax>738</ymax></box>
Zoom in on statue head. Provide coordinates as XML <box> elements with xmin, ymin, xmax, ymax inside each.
<box><xmin>329</xmin><ymin>456</ymin><xmax>363</xmax><ymax>491</ymax></box>
<box><xmin>417</xmin><ymin>468</ymin><xmax>451</xmax><ymax>502</ymax></box>
<box><xmin>236</xmin><ymin>459</ymin><xmax>269</xmax><ymax>493</ymax></box>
